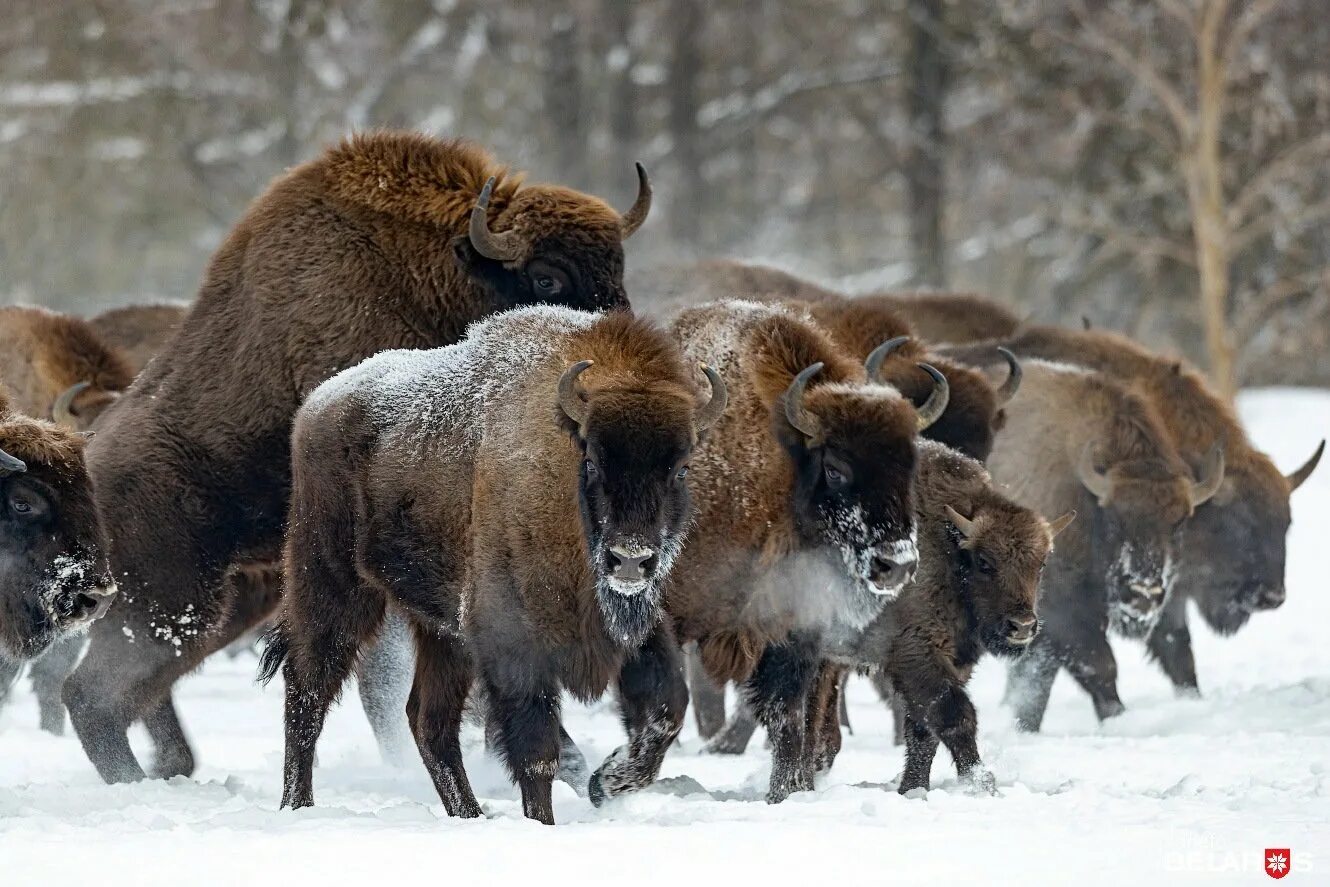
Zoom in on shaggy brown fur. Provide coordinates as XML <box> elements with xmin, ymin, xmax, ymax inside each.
<box><xmin>868</xmin><ymin>292</ymin><xmax>1022</xmax><ymax>344</ymax></box>
<box><xmin>65</xmin><ymin>130</ymin><xmax>654</xmax><ymax>784</ymax></box>
<box><xmin>608</xmin><ymin>300</ymin><xmax>933</xmax><ymax>804</ymax></box>
<box><xmin>262</xmin><ymin>307</ymin><xmax>719</xmax><ymax>825</ymax></box>
<box><xmin>88</xmin><ymin>304</ymin><xmax>189</xmax><ymax>375</ymax></box>
<box><xmin>946</xmin><ymin>355</ymin><xmax>1210</xmax><ymax>729</ymax></box>
<box><xmin>0</xmin><ymin>400</ymin><xmax>115</xmax><ymax>663</ymax></box>
<box><xmin>812</xmin><ymin>441</ymin><xmax>1057</xmax><ymax>792</ymax></box>
<box><xmin>0</xmin><ymin>306</ymin><xmax>134</xmax><ymax>429</ymax></box>
<box><xmin>995</xmin><ymin>325</ymin><xmax>1323</xmax><ymax>692</ymax></box>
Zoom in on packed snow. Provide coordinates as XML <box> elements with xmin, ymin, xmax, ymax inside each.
<box><xmin>2</xmin><ymin>389</ymin><xmax>1327</xmax><ymax>885</ymax></box>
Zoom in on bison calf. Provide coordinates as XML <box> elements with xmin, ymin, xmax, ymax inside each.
<box><xmin>262</xmin><ymin>306</ymin><xmax>724</xmax><ymax>825</ymax></box>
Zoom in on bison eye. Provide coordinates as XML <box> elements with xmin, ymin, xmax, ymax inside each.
<box><xmin>824</xmin><ymin>465</ymin><xmax>846</xmax><ymax>490</ymax></box>
<box><xmin>8</xmin><ymin>494</ymin><xmax>37</xmax><ymax>517</ymax></box>
<box><xmin>676</xmin><ymin>466</ymin><xmax>689</xmax><ymax>481</ymax></box>
<box><xmin>976</xmin><ymin>553</ymin><xmax>996</xmax><ymax>575</ymax></box>
<box><xmin>584</xmin><ymin>459</ymin><xmax>598</xmax><ymax>477</ymax></box>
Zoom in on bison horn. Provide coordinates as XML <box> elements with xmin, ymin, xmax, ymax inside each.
<box><xmin>1189</xmin><ymin>443</ymin><xmax>1226</xmax><ymax>506</ymax></box>
<box><xmin>0</xmin><ymin>446</ymin><xmax>26</xmax><ymax>476</ymax></box>
<box><xmin>863</xmin><ymin>336</ymin><xmax>910</xmax><ymax>382</ymax></box>
<box><xmin>694</xmin><ymin>364</ymin><xmax>728</xmax><ymax>433</ymax></box>
<box><xmin>995</xmin><ymin>347</ymin><xmax>1022</xmax><ymax>405</ymax></box>
<box><xmin>914</xmin><ymin>363</ymin><xmax>949</xmax><ymax>431</ymax></box>
<box><xmin>943</xmin><ymin>505</ymin><xmax>976</xmax><ymax>539</ymax></box>
<box><xmin>557</xmin><ymin>360</ymin><xmax>594</xmax><ymax>429</ymax></box>
<box><xmin>468</xmin><ymin>176</ymin><xmax>523</xmax><ymax>262</ymax></box>
<box><xmin>1286</xmin><ymin>439</ymin><xmax>1325</xmax><ymax>492</ymax></box>
<box><xmin>619</xmin><ymin>162</ymin><xmax>652</xmax><ymax>239</ymax></box>
<box><xmin>783</xmin><ymin>362</ymin><xmax>824</xmax><ymax>439</ymax></box>
<box><xmin>1047</xmin><ymin>510</ymin><xmax>1077</xmax><ymax>539</ymax></box>
<box><xmin>1075</xmin><ymin>443</ymin><xmax>1113</xmax><ymax>503</ymax></box>
<box><xmin>52</xmin><ymin>381</ymin><xmax>91</xmax><ymax>428</ymax></box>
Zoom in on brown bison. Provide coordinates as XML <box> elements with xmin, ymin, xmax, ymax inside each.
<box><xmin>591</xmin><ymin>300</ymin><xmax>948</xmax><ymax>805</ymax></box>
<box><xmin>809</xmin><ymin>441</ymin><xmax>1070</xmax><ymax>792</ymax></box>
<box><xmin>944</xmin><ymin>355</ymin><xmax>1222</xmax><ymax>729</ymax></box>
<box><xmin>0</xmin><ymin>386</ymin><xmax>116</xmax><ymax>665</ymax></box>
<box><xmin>64</xmin><ymin>130</ymin><xmax>654</xmax><ymax>784</ymax></box>
<box><xmin>259</xmin><ymin>307</ymin><xmax>725</xmax><ymax>825</ymax></box>
<box><xmin>88</xmin><ymin>303</ymin><xmax>189</xmax><ymax>375</ymax></box>
<box><xmin>994</xmin><ymin>327</ymin><xmax>1323</xmax><ymax>695</ymax></box>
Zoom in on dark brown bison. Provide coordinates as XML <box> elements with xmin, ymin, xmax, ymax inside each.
<box><xmin>864</xmin><ymin>292</ymin><xmax>1022</xmax><ymax>344</ymax></box>
<box><xmin>64</xmin><ymin>130</ymin><xmax>654</xmax><ymax>784</ymax></box>
<box><xmin>0</xmin><ymin>306</ymin><xmax>134</xmax><ymax>431</ymax></box>
<box><xmin>0</xmin><ymin>386</ymin><xmax>116</xmax><ymax>666</ymax></box>
<box><xmin>88</xmin><ymin>303</ymin><xmax>189</xmax><ymax>375</ymax></box>
<box><xmin>590</xmin><ymin>300</ymin><xmax>948</xmax><ymax>805</ymax></box>
<box><xmin>259</xmin><ymin>307</ymin><xmax>724</xmax><ymax>825</ymax></box>
<box><xmin>945</xmin><ymin>355</ymin><xmax>1222</xmax><ymax>729</ymax></box>
<box><xmin>994</xmin><ymin>327</ymin><xmax>1323</xmax><ymax>696</ymax></box>
<box><xmin>809</xmin><ymin>441</ymin><xmax>1070</xmax><ymax>793</ymax></box>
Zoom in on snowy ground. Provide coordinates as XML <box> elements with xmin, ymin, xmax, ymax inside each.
<box><xmin>3</xmin><ymin>389</ymin><xmax>1328</xmax><ymax>885</ymax></box>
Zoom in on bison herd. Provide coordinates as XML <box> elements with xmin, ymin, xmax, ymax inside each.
<box><xmin>0</xmin><ymin>130</ymin><xmax>1323</xmax><ymax>825</ymax></box>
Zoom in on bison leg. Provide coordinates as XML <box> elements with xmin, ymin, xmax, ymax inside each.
<box><xmin>870</xmin><ymin>670</ymin><xmax>907</xmax><ymax>746</ymax></box>
<box><xmin>898</xmin><ymin>715</ymin><xmax>939</xmax><ymax>793</ymax></box>
<box><xmin>703</xmin><ymin>702</ymin><xmax>759</xmax><ymax>755</ymax></box>
<box><xmin>407</xmin><ymin>625</ymin><xmax>481</xmax><ymax>819</ymax></box>
<box><xmin>356</xmin><ymin>606</ymin><xmax>416</xmax><ymax>766</ymax></box>
<box><xmin>590</xmin><ymin>623</ymin><xmax>687</xmax><ymax>806</ymax></box>
<box><xmin>684</xmin><ymin>643</ymin><xmax>727</xmax><ymax>740</ymax></box>
<box><xmin>1062</xmin><ymin>628</ymin><xmax>1125</xmax><ymax>721</ymax></box>
<box><xmin>143</xmin><ymin>696</ymin><xmax>194</xmax><ymax>779</ymax></box>
<box><xmin>1146</xmin><ymin>594</ymin><xmax>1200</xmax><ymax>697</ymax></box>
<box><xmin>482</xmin><ymin>664</ymin><xmax>561</xmax><ymax>825</ymax></box>
<box><xmin>742</xmin><ymin>635</ymin><xmax>820</xmax><ymax>804</ymax></box>
<box><xmin>30</xmin><ymin>635</ymin><xmax>84</xmax><ymax>735</ymax></box>
<box><xmin>1006</xmin><ymin>639</ymin><xmax>1061</xmax><ymax>733</ymax></box>
<box><xmin>805</xmin><ymin>662</ymin><xmax>845</xmax><ymax>775</ymax></box>
<box><xmin>0</xmin><ymin>654</ymin><xmax>20</xmax><ymax>711</ymax></box>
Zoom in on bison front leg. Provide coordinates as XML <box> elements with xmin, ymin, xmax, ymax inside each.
<box><xmin>898</xmin><ymin>715</ymin><xmax>940</xmax><ymax>793</ymax></box>
<box><xmin>703</xmin><ymin>702</ymin><xmax>759</xmax><ymax>755</ymax></box>
<box><xmin>1063</xmin><ymin>626</ymin><xmax>1125</xmax><ymax>721</ymax></box>
<box><xmin>805</xmin><ymin>662</ymin><xmax>846</xmax><ymax>775</ymax></box>
<box><xmin>1006</xmin><ymin>636</ymin><xmax>1061</xmax><ymax>733</ymax></box>
<box><xmin>1146</xmin><ymin>594</ymin><xmax>1199</xmax><ymax>697</ymax></box>
<box><xmin>483</xmin><ymin>665</ymin><xmax>562</xmax><ymax>825</ymax></box>
<box><xmin>684</xmin><ymin>643</ymin><xmax>727</xmax><ymax>740</ymax></box>
<box><xmin>407</xmin><ymin>627</ymin><xmax>481</xmax><ymax>818</ymax></box>
<box><xmin>590</xmin><ymin>624</ymin><xmax>687</xmax><ymax>807</ymax></box>
<box><xmin>30</xmin><ymin>635</ymin><xmax>84</xmax><ymax>735</ymax></box>
<box><xmin>743</xmin><ymin>635</ymin><xmax>820</xmax><ymax>804</ymax></box>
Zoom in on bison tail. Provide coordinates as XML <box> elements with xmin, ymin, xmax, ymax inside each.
<box><xmin>256</xmin><ymin>624</ymin><xmax>290</xmax><ymax>686</ymax></box>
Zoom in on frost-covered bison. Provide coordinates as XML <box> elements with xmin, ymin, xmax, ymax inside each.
<box><xmin>261</xmin><ymin>307</ymin><xmax>725</xmax><ymax>825</ymax></box>
<box><xmin>65</xmin><ymin>130</ymin><xmax>654</xmax><ymax>784</ymax></box>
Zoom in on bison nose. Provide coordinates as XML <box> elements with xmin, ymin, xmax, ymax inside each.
<box><xmin>1255</xmin><ymin>585</ymin><xmax>1286</xmax><ymax>610</ymax></box>
<box><xmin>1005</xmin><ymin>613</ymin><xmax>1038</xmax><ymax>644</ymax></box>
<box><xmin>608</xmin><ymin>545</ymin><xmax>655</xmax><ymax>582</ymax></box>
<box><xmin>869</xmin><ymin>554</ymin><xmax>915</xmax><ymax>595</ymax></box>
<box><xmin>53</xmin><ymin>584</ymin><xmax>117</xmax><ymax>626</ymax></box>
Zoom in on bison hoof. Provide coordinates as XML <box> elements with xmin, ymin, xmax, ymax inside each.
<box><xmin>961</xmin><ymin>766</ymin><xmax>998</xmax><ymax>796</ymax></box>
<box><xmin>1096</xmin><ymin>699</ymin><xmax>1127</xmax><ymax>720</ymax></box>
<box><xmin>557</xmin><ymin>743</ymin><xmax>591</xmax><ymax>799</ymax></box>
<box><xmin>587</xmin><ymin>772</ymin><xmax>606</xmax><ymax>808</ymax></box>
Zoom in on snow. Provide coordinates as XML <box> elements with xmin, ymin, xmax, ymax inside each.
<box><xmin>2</xmin><ymin>388</ymin><xmax>1328</xmax><ymax>884</ymax></box>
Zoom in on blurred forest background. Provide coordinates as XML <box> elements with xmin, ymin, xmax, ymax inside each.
<box><xmin>1</xmin><ymin>0</ymin><xmax>1327</xmax><ymax>394</ymax></box>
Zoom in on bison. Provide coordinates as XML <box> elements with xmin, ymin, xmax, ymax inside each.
<box><xmin>88</xmin><ymin>303</ymin><xmax>189</xmax><ymax>375</ymax></box>
<box><xmin>0</xmin><ymin>385</ymin><xmax>116</xmax><ymax>667</ymax></box>
<box><xmin>63</xmin><ymin>131</ymin><xmax>654</xmax><ymax>784</ymax></box>
<box><xmin>259</xmin><ymin>306</ymin><xmax>724</xmax><ymax>824</ymax></box>
<box><xmin>993</xmin><ymin>327</ymin><xmax>1323</xmax><ymax>696</ymax></box>
<box><xmin>941</xmin><ymin>354</ymin><xmax>1222</xmax><ymax>729</ymax></box>
<box><xmin>807</xmin><ymin>441</ymin><xmax>1071</xmax><ymax>792</ymax></box>
<box><xmin>587</xmin><ymin>300</ymin><xmax>948</xmax><ymax>804</ymax></box>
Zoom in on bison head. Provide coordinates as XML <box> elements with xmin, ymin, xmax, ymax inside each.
<box><xmin>943</xmin><ymin>501</ymin><xmax>1072</xmax><ymax>658</ymax></box>
<box><xmin>558</xmin><ymin>358</ymin><xmax>726</xmax><ymax>646</ymax></box>
<box><xmin>1075</xmin><ymin>442</ymin><xmax>1224</xmax><ymax>636</ymax></box>
<box><xmin>1173</xmin><ymin>441</ymin><xmax>1322</xmax><ymax>635</ymax></box>
<box><xmin>775</xmin><ymin>346</ymin><xmax>948</xmax><ymax>625</ymax></box>
<box><xmin>0</xmin><ymin>420</ymin><xmax>116</xmax><ymax>660</ymax></box>
<box><xmin>453</xmin><ymin>167</ymin><xmax>651</xmax><ymax>314</ymax></box>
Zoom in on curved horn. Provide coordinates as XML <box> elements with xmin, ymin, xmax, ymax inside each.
<box><xmin>914</xmin><ymin>363</ymin><xmax>950</xmax><ymax>431</ymax></box>
<box><xmin>943</xmin><ymin>505</ymin><xmax>976</xmax><ymax>539</ymax></box>
<box><xmin>1075</xmin><ymin>443</ymin><xmax>1113</xmax><ymax>503</ymax></box>
<box><xmin>995</xmin><ymin>347</ymin><xmax>1022</xmax><ymax>405</ymax></box>
<box><xmin>557</xmin><ymin>360</ymin><xmax>594</xmax><ymax>428</ymax></box>
<box><xmin>1047</xmin><ymin>510</ymin><xmax>1077</xmax><ymax>539</ymax></box>
<box><xmin>783</xmin><ymin>362</ymin><xmax>824</xmax><ymax>439</ymax></box>
<box><xmin>619</xmin><ymin>162</ymin><xmax>652</xmax><ymax>239</ymax></box>
<box><xmin>52</xmin><ymin>381</ymin><xmax>91</xmax><ymax>428</ymax></box>
<box><xmin>1286</xmin><ymin>439</ymin><xmax>1324</xmax><ymax>492</ymax></box>
<box><xmin>468</xmin><ymin>176</ymin><xmax>523</xmax><ymax>261</ymax></box>
<box><xmin>1190</xmin><ymin>443</ymin><xmax>1226</xmax><ymax>506</ymax></box>
<box><xmin>0</xmin><ymin>446</ymin><xmax>26</xmax><ymax>476</ymax></box>
<box><xmin>863</xmin><ymin>335</ymin><xmax>910</xmax><ymax>382</ymax></box>
<box><xmin>694</xmin><ymin>364</ymin><xmax>728</xmax><ymax>432</ymax></box>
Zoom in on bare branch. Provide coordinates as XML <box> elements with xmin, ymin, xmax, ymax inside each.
<box><xmin>1232</xmin><ymin>195</ymin><xmax>1330</xmax><ymax>254</ymax></box>
<box><xmin>697</xmin><ymin>60</ymin><xmax>899</xmax><ymax>132</ymax></box>
<box><xmin>1156</xmin><ymin>0</ymin><xmax>1198</xmax><ymax>32</ymax></box>
<box><xmin>1059</xmin><ymin>207</ymin><xmax>1197</xmax><ymax>267</ymax></box>
<box><xmin>1222</xmin><ymin>0</ymin><xmax>1282</xmax><ymax>72</ymax></box>
<box><xmin>1233</xmin><ymin>272</ymin><xmax>1324</xmax><ymax>343</ymax></box>
<box><xmin>1228</xmin><ymin>132</ymin><xmax>1330</xmax><ymax>227</ymax></box>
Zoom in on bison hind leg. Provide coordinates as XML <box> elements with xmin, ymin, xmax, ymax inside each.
<box><xmin>405</xmin><ymin>625</ymin><xmax>481</xmax><ymax>819</ymax></box>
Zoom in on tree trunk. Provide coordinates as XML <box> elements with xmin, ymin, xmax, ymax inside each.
<box><xmin>606</xmin><ymin>0</ymin><xmax>638</xmax><ymax>158</ymax></box>
<box><xmin>905</xmin><ymin>0</ymin><xmax>947</xmax><ymax>287</ymax></box>
<box><xmin>544</xmin><ymin>2</ymin><xmax>588</xmax><ymax>187</ymax></box>
<box><xmin>668</xmin><ymin>0</ymin><xmax>704</xmax><ymax>245</ymax></box>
